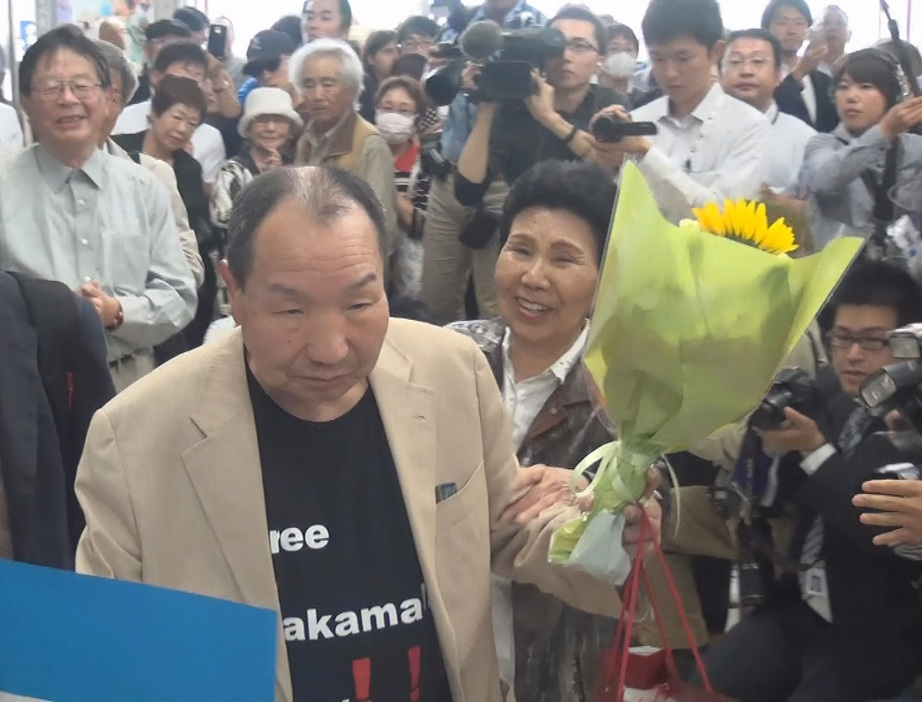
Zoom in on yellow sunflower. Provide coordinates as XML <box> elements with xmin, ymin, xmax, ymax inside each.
<box><xmin>692</xmin><ymin>199</ymin><xmax>798</xmax><ymax>255</ymax></box>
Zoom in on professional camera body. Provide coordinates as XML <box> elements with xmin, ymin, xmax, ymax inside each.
<box><xmin>710</xmin><ymin>367</ymin><xmax>836</xmax><ymax>521</ymax></box>
<box><xmin>424</xmin><ymin>20</ymin><xmax>565</xmax><ymax>105</ymax></box>
<box><xmin>860</xmin><ymin>324</ymin><xmax>922</xmax><ymax>434</ymax></box>
<box><xmin>749</xmin><ymin>367</ymin><xmax>827</xmax><ymax>431</ymax></box>
<box><xmin>471</xmin><ymin>25</ymin><xmax>566</xmax><ymax>101</ymax></box>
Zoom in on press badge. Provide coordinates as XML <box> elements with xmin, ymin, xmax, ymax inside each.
<box><xmin>804</xmin><ymin>566</ymin><xmax>833</xmax><ymax>622</ymax></box>
<box><xmin>805</xmin><ymin>567</ymin><xmax>827</xmax><ymax>597</ymax></box>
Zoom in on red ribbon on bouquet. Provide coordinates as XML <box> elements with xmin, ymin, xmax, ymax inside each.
<box><xmin>595</xmin><ymin>507</ymin><xmax>733</xmax><ymax>702</ymax></box>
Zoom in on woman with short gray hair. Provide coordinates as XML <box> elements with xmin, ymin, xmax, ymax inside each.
<box><xmin>288</xmin><ymin>38</ymin><xmax>400</xmax><ymax>264</ymax></box>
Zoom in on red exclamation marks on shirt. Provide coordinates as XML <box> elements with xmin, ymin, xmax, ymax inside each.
<box><xmin>409</xmin><ymin>646</ymin><xmax>421</xmax><ymax>702</ymax></box>
<box><xmin>352</xmin><ymin>657</ymin><xmax>372</xmax><ymax>702</ymax></box>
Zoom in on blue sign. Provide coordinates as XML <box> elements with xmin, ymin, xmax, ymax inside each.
<box><xmin>0</xmin><ymin>559</ymin><xmax>277</xmax><ymax>702</ymax></box>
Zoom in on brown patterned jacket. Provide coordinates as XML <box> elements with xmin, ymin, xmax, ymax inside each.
<box><xmin>449</xmin><ymin>318</ymin><xmax>618</xmax><ymax>702</ymax></box>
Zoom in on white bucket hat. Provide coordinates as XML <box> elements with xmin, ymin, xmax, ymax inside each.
<box><xmin>238</xmin><ymin>87</ymin><xmax>303</xmax><ymax>138</ymax></box>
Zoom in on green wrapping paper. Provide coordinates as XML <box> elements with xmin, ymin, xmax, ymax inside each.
<box><xmin>548</xmin><ymin>163</ymin><xmax>864</xmax><ymax>579</ymax></box>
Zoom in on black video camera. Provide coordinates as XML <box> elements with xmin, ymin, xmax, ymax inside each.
<box><xmin>426</xmin><ymin>20</ymin><xmax>566</xmax><ymax>105</ymax></box>
<box><xmin>750</xmin><ymin>368</ymin><xmax>826</xmax><ymax>431</ymax></box>
<box><xmin>472</xmin><ymin>26</ymin><xmax>565</xmax><ymax>101</ymax></box>
<box><xmin>591</xmin><ymin>113</ymin><xmax>658</xmax><ymax>143</ymax></box>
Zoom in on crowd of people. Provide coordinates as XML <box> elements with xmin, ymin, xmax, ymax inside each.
<box><xmin>4</xmin><ymin>0</ymin><xmax>922</xmax><ymax>700</ymax></box>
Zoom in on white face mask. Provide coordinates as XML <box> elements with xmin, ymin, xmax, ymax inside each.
<box><xmin>605</xmin><ymin>52</ymin><xmax>637</xmax><ymax>79</ymax></box>
<box><xmin>375</xmin><ymin>110</ymin><xmax>416</xmax><ymax>144</ymax></box>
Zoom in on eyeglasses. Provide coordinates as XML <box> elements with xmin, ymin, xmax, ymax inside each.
<box><xmin>773</xmin><ymin>17</ymin><xmax>808</xmax><ymax>28</ymax></box>
<box><xmin>827</xmin><ymin>332</ymin><xmax>890</xmax><ymax>352</ymax></box>
<box><xmin>401</xmin><ymin>38</ymin><xmax>435</xmax><ymax>54</ymax></box>
<box><xmin>565</xmin><ymin>39</ymin><xmax>599</xmax><ymax>54</ymax></box>
<box><xmin>725</xmin><ymin>55</ymin><xmax>773</xmax><ymax>70</ymax></box>
<box><xmin>31</xmin><ymin>79</ymin><xmax>102</xmax><ymax>101</ymax></box>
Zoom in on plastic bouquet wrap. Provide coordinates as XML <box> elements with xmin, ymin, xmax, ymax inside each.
<box><xmin>548</xmin><ymin>163</ymin><xmax>864</xmax><ymax>582</ymax></box>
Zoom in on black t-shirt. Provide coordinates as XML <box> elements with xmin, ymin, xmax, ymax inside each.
<box><xmin>247</xmin><ymin>368</ymin><xmax>453</xmax><ymax>702</ymax></box>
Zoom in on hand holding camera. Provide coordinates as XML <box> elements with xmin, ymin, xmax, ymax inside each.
<box><xmin>792</xmin><ymin>34</ymin><xmax>828</xmax><ymax>82</ymax></box>
<box><xmin>855</xmin><ymin>477</ymin><xmax>922</xmax><ymax>546</ymax></box>
<box><xmin>751</xmin><ymin>367</ymin><xmax>829</xmax><ymax>454</ymax></box>
<box><xmin>589</xmin><ymin>105</ymin><xmax>656</xmax><ymax>167</ymax></box>
<box><xmin>879</xmin><ymin>96</ymin><xmax>922</xmax><ymax>141</ymax></box>
<box><xmin>524</xmin><ymin>69</ymin><xmax>557</xmax><ymax>128</ymax></box>
<box><xmin>757</xmin><ymin>407</ymin><xmax>828</xmax><ymax>455</ymax></box>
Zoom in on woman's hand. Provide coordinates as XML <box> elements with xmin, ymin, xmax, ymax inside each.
<box><xmin>502</xmin><ymin>465</ymin><xmax>590</xmax><ymax>526</ymax></box>
<box><xmin>879</xmin><ymin>96</ymin><xmax>922</xmax><ymax>141</ymax></box>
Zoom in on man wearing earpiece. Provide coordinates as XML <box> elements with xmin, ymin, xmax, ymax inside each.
<box><xmin>453</xmin><ymin>5</ymin><xmax>628</xmax><ymax>212</ymax></box>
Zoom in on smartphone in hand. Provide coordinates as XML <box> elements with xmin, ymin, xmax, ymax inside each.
<box><xmin>207</xmin><ymin>24</ymin><xmax>228</xmax><ymax>61</ymax></box>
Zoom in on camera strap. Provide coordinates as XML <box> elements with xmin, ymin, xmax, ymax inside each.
<box><xmin>836</xmin><ymin>134</ymin><xmax>902</xmax><ymax>226</ymax></box>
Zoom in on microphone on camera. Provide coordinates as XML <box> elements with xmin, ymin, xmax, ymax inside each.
<box><xmin>459</xmin><ymin>20</ymin><xmax>504</xmax><ymax>60</ymax></box>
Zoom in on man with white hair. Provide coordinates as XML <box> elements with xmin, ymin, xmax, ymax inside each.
<box><xmin>291</xmin><ymin>38</ymin><xmax>398</xmax><ymax>258</ymax></box>
<box><xmin>816</xmin><ymin>5</ymin><xmax>851</xmax><ymax>76</ymax></box>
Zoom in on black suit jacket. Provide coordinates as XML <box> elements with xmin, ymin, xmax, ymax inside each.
<box><xmin>775</xmin><ymin>70</ymin><xmax>839</xmax><ymax>133</ymax></box>
<box><xmin>774</xmin><ymin>420</ymin><xmax>922</xmax><ymax>697</ymax></box>
<box><xmin>0</xmin><ymin>272</ymin><xmax>114</xmax><ymax>564</ymax></box>
<box><xmin>0</xmin><ymin>273</ymin><xmax>72</xmax><ymax>567</ymax></box>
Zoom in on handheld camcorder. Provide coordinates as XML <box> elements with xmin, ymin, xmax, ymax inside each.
<box><xmin>591</xmin><ymin>113</ymin><xmax>658</xmax><ymax>143</ymax></box>
<box><xmin>425</xmin><ymin>20</ymin><xmax>566</xmax><ymax>105</ymax></box>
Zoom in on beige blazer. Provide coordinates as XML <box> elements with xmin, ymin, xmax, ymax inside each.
<box><xmin>75</xmin><ymin>319</ymin><xmax>620</xmax><ymax>702</ymax></box>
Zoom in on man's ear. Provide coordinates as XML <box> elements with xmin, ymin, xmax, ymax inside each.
<box><xmin>709</xmin><ymin>40</ymin><xmax>726</xmax><ymax>69</ymax></box>
<box><xmin>149</xmin><ymin>70</ymin><xmax>163</xmax><ymax>89</ymax></box>
<box><xmin>219</xmin><ymin>260</ymin><xmax>245</xmax><ymax>322</ymax></box>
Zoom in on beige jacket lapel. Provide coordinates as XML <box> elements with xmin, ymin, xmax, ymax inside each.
<box><xmin>181</xmin><ymin>334</ymin><xmax>293</xmax><ymax>702</ymax></box>
<box><xmin>370</xmin><ymin>338</ymin><xmax>462</xmax><ymax>683</ymax></box>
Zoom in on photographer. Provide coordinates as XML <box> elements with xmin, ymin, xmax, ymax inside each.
<box><xmin>454</xmin><ymin>5</ymin><xmax>627</xmax><ymax>210</ymax></box>
<box><xmin>420</xmin><ymin>0</ymin><xmax>548</xmax><ymax>325</ymax></box>
<box><xmin>700</xmin><ymin>261</ymin><xmax>922</xmax><ymax>702</ymax></box>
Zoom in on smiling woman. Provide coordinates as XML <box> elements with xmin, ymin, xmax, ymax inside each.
<box><xmin>449</xmin><ymin>159</ymin><xmax>618</xmax><ymax>702</ymax></box>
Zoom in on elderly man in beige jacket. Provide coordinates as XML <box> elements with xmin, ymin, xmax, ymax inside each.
<box><xmin>75</xmin><ymin>165</ymin><xmax>662</xmax><ymax>702</ymax></box>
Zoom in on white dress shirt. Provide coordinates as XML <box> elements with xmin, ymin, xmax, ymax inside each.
<box><xmin>492</xmin><ymin>323</ymin><xmax>589</xmax><ymax>694</ymax></box>
<box><xmin>0</xmin><ymin>103</ymin><xmax>23</xmax><ymax>157</ymax></box>
<box><xmin>631</xmin><ymin>83</ymin><xmax>770</xmax><ymax>223</ymax></box>
<box><xmin>112</xmin><ymin>99</ymin><xmax>227</xmax><ymax>184</ymax></box>
<box><xmin>763</xmin><ymin>102</ymin><xmax>817</xmax><ymax>193</ymax></box>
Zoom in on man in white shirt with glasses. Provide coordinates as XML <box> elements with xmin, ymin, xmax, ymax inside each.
<box><xmin>721</xmin><ymin>28</ymin><xmax>816</xmax><ymax>195</ymax></box>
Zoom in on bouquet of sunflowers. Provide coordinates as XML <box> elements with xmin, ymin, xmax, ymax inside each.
<box><xmin>548</xmin><ymin>163</ymin><xmax>863</xmax><ymax>582</ymax></box>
